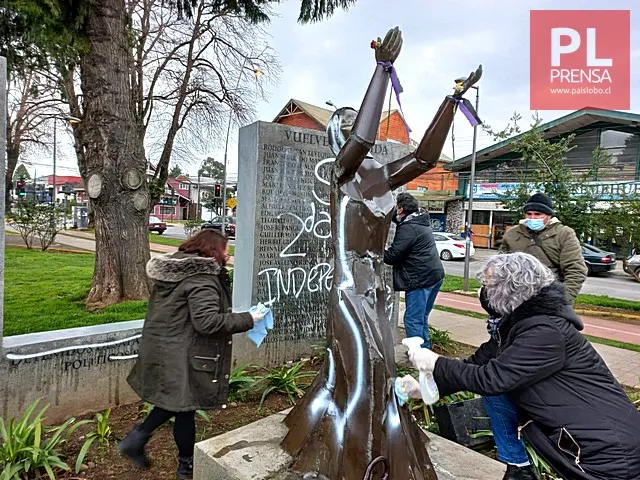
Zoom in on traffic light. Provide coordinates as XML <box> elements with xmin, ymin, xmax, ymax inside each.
<box><xmin>16</xmin><ymin>179</ymin><xmax>26</xmax><ymax>197</ymax></box>
<box><xmin>214</xmin><ymin>184</ymin><xmax>221</xmax><ymax>198</ymax></box>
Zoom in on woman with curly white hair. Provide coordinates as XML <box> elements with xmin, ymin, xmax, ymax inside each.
<box><xmin>401</xmin><ymin>252</ymin><xmax>640</xmax><ymax>480</ymax></box>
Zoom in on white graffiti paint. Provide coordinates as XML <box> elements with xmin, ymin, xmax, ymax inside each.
<box><xmin>277</xmin><ymin>203</ymin><xmax>331</xmax><ymax>258</ymax></box>
<box><xmin>5</xmin><ymin>334</ymin><xmax>143</xmax><ymax>361</ymax></box>
<box><xmin>258</xmin><ymin>263</ymin><xmax>334</xmax><ymax>305</ymax></box>
<box><xmin>312</xmin><ymin>158</ymin><xmax>333</xmax><ymax>206</ymax></box>
<box><xmin>259</xmin><ymin>157</ymin><xmax>335</xmax><ymax>305</ymax></box>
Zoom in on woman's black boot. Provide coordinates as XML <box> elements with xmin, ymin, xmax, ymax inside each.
<box><xmin>116</xmin><ymin>425</ymin><xmax>152</xmax><ymax>469</ymax></box>
<box><xmin>176</xmin><ymin>456</ymin><xmax>193</xmax><ymax>479</ymax></box>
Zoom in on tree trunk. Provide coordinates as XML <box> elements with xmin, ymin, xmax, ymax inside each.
<box><xmin>80</xmin><ymin>0</ymin><xmax>150</xmax><ymax>306</ymax></box>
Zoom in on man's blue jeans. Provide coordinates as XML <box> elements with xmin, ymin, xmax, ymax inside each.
<box><xmin>482</xmin><ymin>395</ymin><xmax>530</xmax><ymax>465</ymax></box>
<box><xmin>403</xmin><ymin>279</ymin><xmax>443</xmax><ymax>348</ymax></box>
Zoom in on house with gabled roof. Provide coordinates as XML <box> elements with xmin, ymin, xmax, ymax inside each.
<box><xmin>272</xmin><ymin>99</ymin><xmax>461</xmax><ymax>232</ymax></box>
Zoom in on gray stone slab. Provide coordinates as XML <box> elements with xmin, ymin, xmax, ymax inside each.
<box><xmin>3</xmin><ymin>320</ymin><xmax>143</xmax><ymax>349</ymax></box>
<box><xmin>1</xmin><ymin>322</ymin><xmax>143</xmax><ymax>422</ymax></box>
<box><xmin>194</xmin><ymin>409</ymin><xmax>505</xmax><ymax>480</ymax></box>
<box><xmin>233</xmin><ymin>121</ymin><xmax>410</xmax><ymax>367</ymax></box>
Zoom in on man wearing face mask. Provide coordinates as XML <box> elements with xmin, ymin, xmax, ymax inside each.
<box><xmin>384</xmin><ymin>192</ymin><xmax>444</xmax><ymax>348</ymax></box>
<box><xmin>500</xmin><ymin>192</ymin><xmax>587</xmax><ymax>303</ymax></box>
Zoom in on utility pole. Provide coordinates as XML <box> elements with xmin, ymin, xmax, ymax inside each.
<box><xmin>463</xmin><ymin>85</ymin><xmax>480</xmax><ymax>291</ymax></box>
<box><xmin>52</xmin><ymin>118</ymin><xmax>57</xmax><ymax>207</ymax></box>
<box><xmin>221</xmin><ymin>60</ymin><xmax>263</xmax><ymax>235</ymax></box>
<box><xmin>197</xmin><ymin>169</ymin><xmax>201</xmax><ymax>220</ymax></box>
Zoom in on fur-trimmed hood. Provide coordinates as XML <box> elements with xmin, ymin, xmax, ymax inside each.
<box><xmin>146</xmin><ymin>252</ymin><xmax>221</xmax><ymax>283</ymax></box>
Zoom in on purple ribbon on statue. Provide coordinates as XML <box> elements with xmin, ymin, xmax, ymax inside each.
<box><xmin>377</xmin><ymin>61</ymin><xmax>410</xmax><ymax>139</ymax></box>
<box><xmin>455</xmin><ymin>98</ymin><xmax>480</xmax><ymax>127</ymax></box>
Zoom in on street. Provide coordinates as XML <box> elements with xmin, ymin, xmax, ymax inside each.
<box><xmin>444</xmin><ymin>253</ymin><xmax>640</xmax><ymax>301</ymax></box>
<box><xmin>163</xmin><ymin>224</ymin><xmax>235</xmax><ymax>245</ymax></box>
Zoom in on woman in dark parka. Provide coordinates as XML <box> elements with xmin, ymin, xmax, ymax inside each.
<box><xmin>117</xmin><ymin>230</ymin><xmax>265</xmax><ymax>479</ymax></box>
<box><xmin>402</xmin><ymin>253</ymin><xmax>640</xmax><ymax>480</ymax></box>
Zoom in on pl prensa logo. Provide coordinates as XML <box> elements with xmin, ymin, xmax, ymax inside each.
<box><xmin>530</xmin><ymin>10</ymin><xmax>630</xmax><ymax>110</ymax></box>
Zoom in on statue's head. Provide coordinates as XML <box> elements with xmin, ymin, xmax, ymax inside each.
<box><xmin>327</xmin><ymin>107</ymin><xmax>357</xmax><ymax>156</ymax></box>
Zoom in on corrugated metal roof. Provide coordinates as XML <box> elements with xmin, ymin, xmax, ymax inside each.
<box><xmin>447</xmin><ymin>108</ymin><xmax>640</xmax><ymax>172</ymax></box>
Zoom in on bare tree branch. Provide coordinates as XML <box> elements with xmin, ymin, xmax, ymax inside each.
<box><xmin>127</xmin><ymin>0</ymin><xmax>280</xmax><ymax>205</ymax></box>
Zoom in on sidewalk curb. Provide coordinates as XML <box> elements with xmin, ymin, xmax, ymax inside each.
<box><xmin>576</xmin><ymin>309</ymin><xmax>640</xmax><ymax>322</ymax></box>
<box><xmin>452</xmin><ymin>289</ymin><xmax>478</xmax><ymax>298</ymax></box>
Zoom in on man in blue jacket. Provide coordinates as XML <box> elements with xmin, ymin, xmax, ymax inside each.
<box><xmin>384</xmin><ymin>192</ymin><xmax>444</xmax><ymax>348</ymax></box>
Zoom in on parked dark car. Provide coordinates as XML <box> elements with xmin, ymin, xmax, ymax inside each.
<box><xmin>149</xmin><ymin>216</ymin><xmax>166</xmax><ymax>235</ymax></box>
<box><xmin>582</xmin><ymin>244</ymin><xmax>616</xmax><ymax>276</ymax></box>
<box><xmin>623</xmin><ymin>252</ymin><xmax>640</xmax><ymax>282</ymax></box>
<box><xmin>201</xmin><ymin>215</ymin><xmax>236</xmax><ymax>237</ymax></box>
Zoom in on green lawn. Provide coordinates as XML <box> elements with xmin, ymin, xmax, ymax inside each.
<box><xmin>576</xmin><ymin>294</ymin><xmax>640</xmax><ymax>312</ymax></box>
<box><xmin>441</xmin><ymin>275</ymin><xmax>481</xmax><ymax>293</ymax></box>
<box><xmin>4</xmin><ymin>248</ymin><xmax>147</xmax><ymax>336</ymax></box>
<box><xmin>149</xmin><ymin>233</ymin><xmax>182</xmax><ymax>247</ymax></box>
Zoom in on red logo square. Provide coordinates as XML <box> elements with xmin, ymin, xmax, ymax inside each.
<box><xmin>530</xmin><ymin>10</ymin><xmax>630</xmax><ymax>110</ymax></box>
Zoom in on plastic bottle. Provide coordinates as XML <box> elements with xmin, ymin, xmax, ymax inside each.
<box><xmin>401</xmin><ymin>336</ymin><xmax>440</xmax><ymax>405</ymax></box>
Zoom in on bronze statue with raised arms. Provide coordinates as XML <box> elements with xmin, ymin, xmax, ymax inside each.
<box><xmin>281</xmin><ymin>26</ymin><xmax>482</xmax><ymax>479</ymax></box>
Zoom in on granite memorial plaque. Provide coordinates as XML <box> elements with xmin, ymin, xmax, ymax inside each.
<box><xmin>233</xmin><ymin>121</ymin><xmax>410</xmax><ymax>365</ymax></box>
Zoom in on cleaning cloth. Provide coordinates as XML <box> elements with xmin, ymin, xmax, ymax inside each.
<box><xmin>394</xmin><ymin>377</ymin><xmax>409</xmax><ymax>406</ymax></box>
<box><xmin>247</xmin><ymin>304</ymin><xmax>274</xmax><ymax>348</ymax></box>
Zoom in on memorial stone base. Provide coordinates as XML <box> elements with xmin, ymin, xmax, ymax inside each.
<box><xmin>194</xmin><ymin>409</ymin><xmax>506</xmax><ymax>480</ymax></box>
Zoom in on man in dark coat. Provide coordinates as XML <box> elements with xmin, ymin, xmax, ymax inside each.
<box><xmin>401</xmin><ymin>253</ymin><xmax>640</xmax><ymax>480</ymax></box>
<box><xmin>384</xmin><ymin>192</ymin><xmax>444</xmax><ymax>348</ymax></box>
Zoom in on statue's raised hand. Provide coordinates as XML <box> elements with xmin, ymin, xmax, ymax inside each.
<box><xmin>374</xmin><ymin>27</ymin><xmax>403</xmax><ymax>64</ymax></box>
<box><xmin>453</xmin><ymin>64</ymin><xmax>483</xmax><ymax>98</ymax></box>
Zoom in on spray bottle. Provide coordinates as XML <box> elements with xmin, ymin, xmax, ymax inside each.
<box><xmin>401</xmin><ymin>336</ymin><xmax>440</xmax><ymax>405</ymax></box>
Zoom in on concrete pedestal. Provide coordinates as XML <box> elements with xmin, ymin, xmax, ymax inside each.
<box><xmin>194</xmin><ymin>409</ymin><xmax>506</xmax><ymax>480</ymax></box>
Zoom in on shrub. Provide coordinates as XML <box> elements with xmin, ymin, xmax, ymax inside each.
<box><xmin>228</xmin><ymin>364</ymin><xmax>259</xmax><ymax>403</ymax></box>
<box><xmin>254</xmin><ymin>361</ymin><xmax>317</xmax><ymax>409</ymax></box>
<box><xmin>75</xmin><ymin>409</ymin><xmax>113</xmax><ymax>473</ymax></box>
<box><xmin>183</xmin><ymin>220</ymin><xmax>205</xmax><ymax>237</ymax></box>
<box><xmin>0</xmin><ymin>399</ymin><xmax>88</xmax><ymax>479</ymax></box>
<box><xmin>7</xmin><ymin>200</ymin><xmax>65</xmax><ymax>251</ymax></box>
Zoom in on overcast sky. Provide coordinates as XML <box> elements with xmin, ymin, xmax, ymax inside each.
<box><xmin>41</xmin><ymin>1</ymin><xmax>640</xmax><ymax>180</ymax></box>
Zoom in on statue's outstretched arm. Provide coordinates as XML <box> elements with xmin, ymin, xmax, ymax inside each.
<box><xmin>384</xmin><ymin>65</ymin><xmax>483</xmax><ymax>191</ymax></box>
<box><xmin>335</xmin><ymin>27</ymin><xmax>403</xmax><ymax>185</ymax></box>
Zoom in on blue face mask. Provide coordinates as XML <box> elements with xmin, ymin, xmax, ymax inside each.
<box><xmin>525</xmin><ymin>218</ymin><xmax>545</xmax><ymax>231</ymax></box>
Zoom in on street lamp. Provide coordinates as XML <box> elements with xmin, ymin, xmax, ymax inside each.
<box><xmin>325</xmin><ymin>100</ymin><xmax>337</xmax><ymax>110</ymax></box>
<box><xmin>196</xmin><ymin>160</ymin><xmax>205</xmax><ymax>220</ymax></box>
<box><xmin>220</xmin><ymin>62</ymin><xmax>263</xmax><ymax>235</ymax></box>
<box><xmin>462</xmin><ymin>85</ymin><xmax>480</xmax><ymax>292</ymax></box>
<box><xmin>52</xmin><ymin>115</ymin><xmax>81</xmax><ymax>226</ymax></box>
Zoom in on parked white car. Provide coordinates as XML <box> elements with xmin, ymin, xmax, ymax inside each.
<box><xmin>433</xmin><ymin>233</ymin><xmax>475</xmax><ymax>261</ymax></box>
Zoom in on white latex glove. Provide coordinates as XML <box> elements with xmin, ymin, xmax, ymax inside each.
<box><xmin>407</xmin><ymin>348</ymin><xmax>440</xmax><ymax>373</ymax></box>
<box><xmin>249</xmin><ymin>303</ymin><xmax>268</xmax><ymax>324</ymax></box>
<box><xmin>398</xmin><ymin>375</ymin><xmax>422</xmax><ymax>399</ymax></box>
